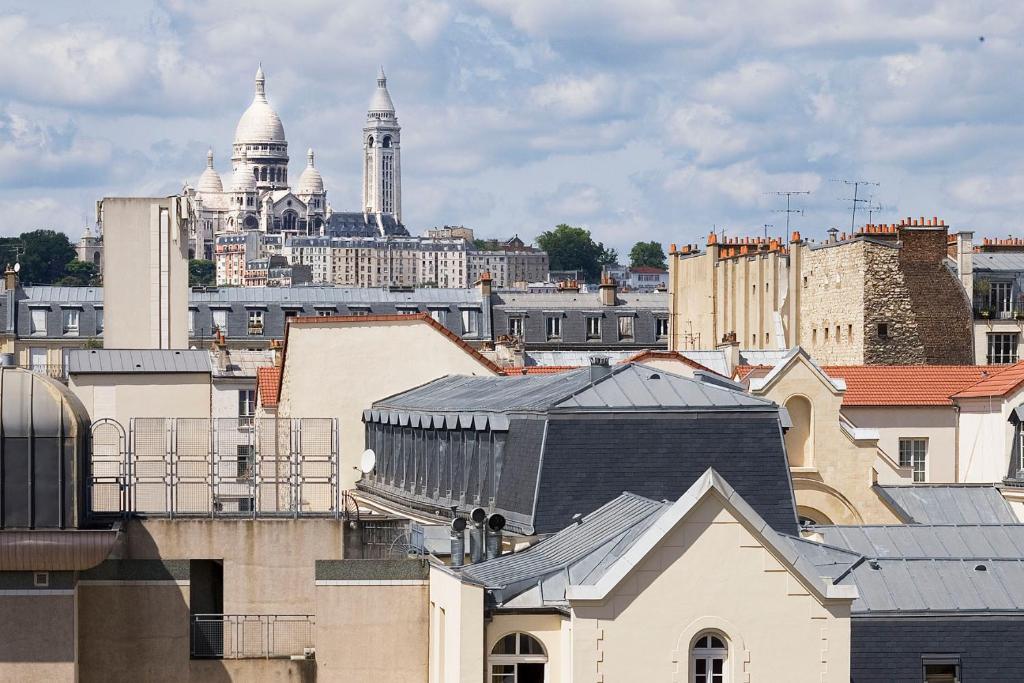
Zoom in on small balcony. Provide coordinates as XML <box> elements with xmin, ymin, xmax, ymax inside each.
<box><xmin>191</xmin><ymin>614</ymin><xmax>315</xmax><ymax>660</ymax></box>
<box><xmin>247</xmin><ymin>324</ymin><xmax>265</xmax><ymax>336</ymax></box>
<box><xmin>21</xmin><ymin>363</ymin><xmax>68</xmax><ymax>383</ymax></box>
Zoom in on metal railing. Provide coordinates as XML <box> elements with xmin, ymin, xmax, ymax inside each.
<box><xmin>20</xmin><ymin>363</ymin><xmax>68</xmax><ymax>382</ymax></box>
<box><xmin>191</xmin><ymin>614</ymin><xmax>315</xmax><ymax>659</ymax></box>
<box><xmin>87</xmin><ymin>417</ymin><xmax>339</xmax><ymax>519</ymax></box>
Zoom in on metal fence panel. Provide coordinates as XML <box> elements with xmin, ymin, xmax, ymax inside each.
<box><xmin>175</xmin><ymin>418</ymin><xmax>212</xmax><ymax>515</ymax></box>
<box><xmin>257</xmin><ymin>418</ymin><xmax>293</xmax><ymax>514</ymax></box>
<box><xmin>213</xmin><ymin>418</ymin><xmax>256</xmax><ymax>515</ymax></box>
<box><xmin>131</xmin><ymin>418</ymin><xmax>170</xmax><ymax>514</ymax></box>
<box><xmin>89</xmin><ymin>419</ymin><xmax>126</xmax><ymax>514</ymax></box>
<box><xmin>296</xmin><ymin>418</ymin><xmax>336</xmax><ymax>514</ymax></box>
<box><xmin>191</xmin><ymin>615</ymin><xmax>314</xmax><ymax>659</ymax></box>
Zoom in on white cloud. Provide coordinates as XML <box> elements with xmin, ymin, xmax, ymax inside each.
<box><xmin>534</xmin><ymin>182</ymin><xmax>609</xmax><ymax>219</ymax></box>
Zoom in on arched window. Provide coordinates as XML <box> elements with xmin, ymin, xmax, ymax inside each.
<box><xmin>282</xmin><ymin>211</ymin><xmax>298</xmax><ymax>231</ymax></box>
<box><xmin>92</xmin><ymin>252</ymin><xmax>100</xmax><ymax>266</ymax></box>
<box><xmin>367</xmin><ymin>136</ymin><xmax>374</xmax><ymax>147</ymax></box>
<box><xmin>382</xmin><ymin>135</ymin><xmax>392</xmax><ymax>148</ymax></box>
<box><xmin>691</xmin><ymin>632</ymin><xmax>727</xmax><ymax>683</ymax></box>
<box><xmin>784</xmin><ymin>395</ymin><xmax>813</xmax><ymax>468</ymax></box>
<box><xmin>260</xmin><ymin>167</ymin><xmax>268</xmax><ymax>181</ymax></box>
<box><xmin>490</xmin><ymin>632</ymin><xmax>546</xmax><ymax>683</ymax></box>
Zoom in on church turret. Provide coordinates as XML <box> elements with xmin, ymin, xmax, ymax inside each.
<box><xmin>362</xmin><ymin>67</ymin><xmax>402</xmax><ymax>223</ymax></box>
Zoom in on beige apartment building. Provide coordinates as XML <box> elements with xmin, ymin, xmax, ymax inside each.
<box><xmin>668</xmin><ymin>218</ymin><xmax>974</xmax><ymax>365</ymax></box>
<box><xmin>285</xmin><ymin>236</ymin><xmax>467</xmax><ymax>287</ymax></box>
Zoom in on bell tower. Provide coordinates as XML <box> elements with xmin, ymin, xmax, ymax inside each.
<box><xmin>362</xmin><ymin>67</ymin><xmax>402</xmax><ymax>223</ymax></box>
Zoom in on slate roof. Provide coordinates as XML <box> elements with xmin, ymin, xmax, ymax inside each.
<box><xmin>823</xmin><ymin>365</ymin><xmax>992</xmax><ymax>406</ymax></box>
<box><xmin>210</xmin><ymin>349</ymin><xmax>275</xmax><ymax>378</ymax></box>
<box><xmin>325</xmin><ymin>211</ymin><xmax>408</xmax><ymax>237</ymax></box>
<box><xmin>23</xmin><ymin>286</ymin><xmax>102</xmax><ymax>303</ymax></box>
<box><xmin>973</xmin><ymin>252</ymin><xmax>1024</xmax><ymax>273</ymax></box>
<box><xmin>875</xmin><ymin>485</ymin><xmax>1017</xmax><ymax>524</ymax></box>
<box><xmin>494</xmin><ymin>291</ymin><xmax>668</xmax><ymax>310</ymax></box>
<box><xmin>68</xmin><ymin>349</ymin><xmax>212</xmax><ymax>374</ymax></box>
<box><xmin>189</xmin><ymin>286</ymin><xmax>482</xmax><ymax>305</ymax></box>
<box><xmin>374</xmin><ymin>363</ymin><xmax>775</xmax><ymax>414</ymax></box>
<box><xmin>813</xmin><ymin>524</ymin><xmax>1024</xmax><ymax>559</ymax></box>
<box><xmin>952</xmin><ymin>361</ymin><xmax>1024</xmax><ymax>398</ymax></box>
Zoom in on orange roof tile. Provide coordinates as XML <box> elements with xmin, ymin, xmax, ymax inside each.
<box><xmin>951</xmin><ymin>361</ymin><xmax>1024</xmax><ymax>399</ymax></box>
<box><xmin>504</xmin><ymin>366</ymin><xmax>577</xmax><ymax>375</ymax></box>
<box><xmin>735</xmin><ymin>364</ymin><xmax>773</xmax><ymax>382</ymax></box>
<box><xmin>822</xmin><ymin>365</ymin><xmax>992</xmax><ymax>406</ymax></box>
<box><xmin>621</xmin><ymin>350</ymin><xmax>722</xmax><ymax>376</ymax></box>
<box><xmin>256</xmin><ymin>366</ymin><xmax>280</xmax><ymax>408</ymax></box>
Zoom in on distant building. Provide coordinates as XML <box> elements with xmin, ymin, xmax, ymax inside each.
<box><xmin>75</xmin><ymin>225</ymin><xmax>102</xmax><ymax>270</ymax></box>
<box><xmin>467</xmin><ymin>235</ymin><xmax>548</xmax><ymax>289</ymax></box>
<box><xmin>958</xmin><ymin>235</ymin><xmax>1024</xmax><ymax>365</ymax></box>
<box><xmin>668</xmin><ymin>219</ymin><xmax>974</xmax><ymax>365</ymax></box>
<box><xmin>426</xmin><ymin>225</ymin><xmax>474</xmax><ymax>241</ymax></box>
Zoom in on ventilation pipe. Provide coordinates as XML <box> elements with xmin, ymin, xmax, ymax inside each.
<box><xmin>589</xmin><ymin>355</ymin><xmax>611</xmax><ymax>383</ymax></box>
<box><xmin>469</xmin><ymin>507</ymin><xmax>487</xmax><ymax>564</ymax></box>
<box><xmin>485</xmin><ymin>513</ymin><xmax>506</xmax><ymax>560</ymax></box>
<box><xmin>449</xmin><ymin>517</ymin><xmax>467</xmax><ymax>568</ymax></box>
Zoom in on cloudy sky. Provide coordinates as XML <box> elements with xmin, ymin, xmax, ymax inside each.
<box><xmin>1</xmin><ymin>1</ymin><xmax>1021</xmax><ymax>255</ymax></box>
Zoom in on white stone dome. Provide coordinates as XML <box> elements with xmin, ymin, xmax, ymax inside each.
<box><xmin>296</xmin><ymin>148</ymin><xmax>324</xmax><ymax>195</ymax></box>
<box><xmin>234</xmin><ymin>65</ymin><xmax>286</xmax><ymax>144</ymax></box>
<box><xmin>368</xmin><ymin>66</ymin><xmax>396</xmax><ymax>114</ymax></box>
<box><xmin>231</xmin><ymin>149</ymin><xmax>257</xmax><ymax>193</ymax></box>
<box><xmin>197</xmin><ymin>149</ymin><xmax>223</xmax><ymax>194</ymax></box>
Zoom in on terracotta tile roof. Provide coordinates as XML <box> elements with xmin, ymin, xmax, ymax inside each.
<box><xmin>256</xmin><ymin>366</ymin><xmax>281</xmax><ymax>408</ymax></box>
<box><xmin>504</xmin><ymin>366</ymin><xmax>577</xmax><ymax>375</ymax></box>
<box><xmin>735</xmin><ymin>364</ymin><xmax>773</xmax><ymax>382</ymax></box>
<box><xmin>622</xmin><ymin>349</ymin><xmax>721</xmax><ymax>376</ymax></box>
<box><xmin>285</xmin><ymin>313</ymin><xmax>504</xmax><ymax>375</ymax></box>
<box><xmin>951</xmin><ymin>361</ymin><xmax>1024</xmax><ymax>399</ymax></box>
<box><xmin>822</xmin><ymin>366</ymin><xmax>993</xmax><ymax>406</ymax></box>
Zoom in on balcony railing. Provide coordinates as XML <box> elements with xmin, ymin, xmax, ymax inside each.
<box><xmin>191</xmin><ymin>614</ymin><xmax>315</xmax><ymax>659</ymax></box>
<box><xmin>21</xmin><ymin>363</ymin><xmax>68</xmax><ymax>383</ymax></box>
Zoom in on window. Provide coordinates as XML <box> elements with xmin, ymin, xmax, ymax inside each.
<box><xmin>33</xmin><ymin>572</ymin><xmax>49</xmax><ymax>587</ymax></box>
<box><xmin>489</xmin><ymin>633</ymin><xmax>546</xmax><ymax>683</ymax></box>
<box><xmin>899</xmin><ymin>438</ymin><xmax>927</xmax><ymax>483</ymax></box>
<box><xmin>545</xmin><ymin>316</ymin><xmax>561</xmax><ymax>340</ymax></box>
<box><xmin>462</xmin><ymin>309</ymin><xmax>481</xmax><ymax>337</ymax></box>
<box><xmin>988</xmin><ymin>333</ymin><xmax>1019</xmax><ymax>364</ymax></box>
<box><xmin>30</xmin><ymin>308</ymin><xmax>47</xmax><ymax>336</ymax></box>
<box><xmin>508</xmin><ymin>317</ymin><xmax>524</xmax><ymax>337</ymax></box>
<box><xmin>922</xmin><ymin>655</ymin><xmax>960</xmax><ymax>682</ymax></box>
<box><xmin>62</xmin><ymin>309</ymin><xmax>79</xmax><ymax>336</ymax></box>
<box><xmin>96</xmin><ymin>308</ymin><xmax>104</xmax><ymax>335</ymax></box>
<box><xmin>236</xmin><ymin>444</ymin><xmax>254</xmax><ymax>478</ymax></box>
<box><xmin>656</xmin><ymin>318</ymin><xmax>669</xmax><ymax>338</ymax></box>
<box><xmin>29</xmin><ymin>348</ymin><xmax>46</xmax><ymax>374</ymax></box>
<box><xmin>212</xmin><ymin>309</ymin><xmax>228</xmax><ymax>335</ymax></box>
<box><xmin>586</xmin><ymin>316</ymin><xmax>601</xmax><ymax>340</ymax></box>
<box><xmin>618</xmin><ymin>316</ymin><xmax>635</xmax><ymax>340</ymax></box>
<box><xmin>238</xmin><ymin>390</ymin><xmax>256</xmax><ymax>425</ymax></box>
<box><xmin>691</xmin><ymin>632</ymin><xmax>727</xmax><ymax>683</ymax></box>
<box><xmin>987</xmin><ymin>280</ymin><xmax>1014</xmax><ymax>317</ymax></box>
<box><xmin>430</xmin><ymin>308</ymin><xmax>447</xmax><ymax>325</ymax></box>
<box><xmin>188</xmin><ymin>309</ymin><xmax>196</xmax><ymax>335</ymax></box>
<box><xmin>247</xmin><ymin>310</ymin><xmax>264</xmax><ymax>335</ymax></box>
<box><xmin>877</xmin><ymin>323</ymin><xmax>888</xmax><ymax>340</ymax></box>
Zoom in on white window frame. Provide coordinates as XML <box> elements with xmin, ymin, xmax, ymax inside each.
<box><xmin>656</xmin><ymin>317</ymin><xmax>669</xmax><ymax>338</ymax></box>
<box><xmin>462</xmin><ymin>309</ymin><xmax>481</xmax><ymax>337</ymax></box>
<box><xmin>987</xmin><ymin>332</ymin><xmax>1019</xmax><ymax>364</ymax></box>
<box><xmin>212</xmin><ymin>309</ymin><xmax>228</xmax><ymax>335</ymax></box>
<box><xmin>247</xmin><ymin>309</ymin><xmax>264</xmax><ymax>335</ymax></box>
<box><xmin>508</xmin><ymin>317</ymin><xmax>524</xmax><ymax>338</ymax></box>
<box><xmin>691</xmin><ymin>632</ymin><xmax>728</xmax><ymax>683</ymax></box>
<box><xmin>62</xmin><ymin>308</ymin><xmax>80</xmax><ymax>336</ymax></box>
<box><xmin>586</xmin><ymin>316</ymin><xmax>601</xmax><ymax>340</ymax></box>
<box><xmin>899</xmin><ymin>438</ymin><xmax>927</xmax><ymax>483</ymax></box>
<box><xmin>95</xmin><ymin>307</ymin><xmax>104</xmax><ymax>335</ymax></box>
<box><xmin>30</xmin><ymin>308</ymin><xmax>47</xmax><ymax>336</ymax></box>
<box><xmin>489</xmin><ymin>632</ymin><xmax>548</xmax><ymax>683</ymax></box>
<box><xmin>618</xmin><ymin>315</ymin><xmax>635</xmax><ymax>341</ymax></box>
<box><xmin>545</xmin><ymin>315</ymin><xmax>561</xmax><ymax>340</ymax></box>
<box><xmin>430</xmin><ymin>308</ymin><xmax>447</xmax><ymax>325</ymax></box>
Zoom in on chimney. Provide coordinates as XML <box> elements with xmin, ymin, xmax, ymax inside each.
<box><xmin>476</xmin><ymin>271</ymin><xmax>493</xmax><ymax>299</ymax></box>
<box><xmin>716</xmin><ymin>331</ymin><xmax>740</xmax><ymax>375</ymax></box>
<box><xmin>589</xmin><ymin>355</ymin><xmax>612</xmax><ymax>383</ymax></box>
<box><xmin>3</xmin><ymin>264</ymin><xmax>17</xmax><ymax>292</ymax></box>
<box><xmin>449</xmin><ymin>518</ymin><xmax>467</xmax><ymax>568</ymax></box>
<box><xmin>485</xmin><ymin>513</ymin><xmax>505</xmax><ymax>561</ymax></box>
<box><xmin>599</xmin><ymin>274</ymin><xmax>617</xmax><ymax>306</ymax></box>
<box><xmin>270</xmin><ymin>339</ymin><xmax>283</xmax><ymax>367</ymax></box>
<box><xmin>211</xmin><ymin>331</ymin><xmax>230</xmax><ymax>371</ymax></box>
<box><xmin>469</xmin><ymin>507</ymin><xmax>486</xmax><ymax>564</ymax></box>
<box><xmin>827</xmin><ymin>227</ymin><xmax>839</xmax><ymax>244</ymax></box>
<box><xmin>956</xmin><ymin>230</ymin><xmax>974</xmax><ymax>302</ymax></box>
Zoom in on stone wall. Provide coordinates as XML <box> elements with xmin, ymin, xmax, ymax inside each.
<box><xmin>798</xmin><ymin>241</ymin><xmax>868</xmax><ymax>364</ymax></box>
<box><xmin>862</xmin><ymin>242</ymin><xmax>926</xmax><ymax>364</ymax></box>
<box><xmin>895</xmin><ymin>227</ymin><xmax>973</xmax><ymax>364</ymax></box>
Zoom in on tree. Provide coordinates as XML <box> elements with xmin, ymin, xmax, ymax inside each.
<box><xmin>536</xmin><ymin>224</ymin><xmax>617</xmax><ymax>282</ymax></box>
<box><xmin>629</xmin><ymin>241</ymin><xmax>667</xmax><ymax>270</ymax></box>
<box><xmin>16</xmin><ymin>230</ymin><xmax>76</xmax><ymax>284</ymax></box>
<box><xmin>57</xmin><ymin>260</ymin><xmax>100</xmax><ymax>286</ymax></box>
<box><xmin>189</xmin><ymin>259</ymin><xmax>215</xmax><ymax>286</ymax></box>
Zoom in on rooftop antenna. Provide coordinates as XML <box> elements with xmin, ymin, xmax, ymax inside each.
<box><xmin>762</xmin><ymin>223</ymin><xmax>774</xmax><ymax>239</ymax></box>
<box><xmin>767</xmin><ymin>190</ymin><xmax>810</xmax><ymax>237</ymax></box>
<box><xmin>866</xmin><ymin>201</ymin><xmax>896</xmax><ymax>225</ymax></box>
<box><xmin>831</xmin><ymin>179</ymin><xmax>879</xmax><ymax>233</ymax></box>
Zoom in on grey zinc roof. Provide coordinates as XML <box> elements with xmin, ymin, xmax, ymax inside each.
<box><xmin>875</xmin><ymin>484</ymin><xmax>1017</xmax><ymax>524</ymax></box>
<box><xmin>811</xmin><ymin>524</ymin><xmax>1024</xmax><ymax>559</ymax></box>
<box><xmin>23</xmin><ymin>286</ymin><xmax>103</xmax><ymax>303</ymax></box>
<box><xmin>375</xmin><ymin>364</ymin><xmax>775</xmax><ymax>413</ymax></box>
<box><xmin>494</xmin><ymin>291</ymin><xmax>668</xmax><ymax>310</ymax></box>
<box><xmin>68</xmin><ymin>349</ymin><xmax>212</xmax><ymax>374</ymax></box>
<box><xmin>839</xmin><ymin>558</ymin><xmax>1024</xmax><ymax>614</ymax></box>
<box><xmin>460</xmin><ymin>492</ymin><xmax>668</xmax><ymax>605</ymax></box>
<box><xmin>210</xmin><ymin>349</ymin><xmax>276</xmax><ymax>378</ymax></box>
<box><xmin>973</xmin><ymin>252</ymin><xmax>1024</xmax><ymax>273</ymax></box>
<box><xmin>188</xmin><ymin>286</ymin><xmax>482</xmax><ymax>305</ymax></box>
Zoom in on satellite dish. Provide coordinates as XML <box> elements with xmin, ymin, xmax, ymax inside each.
<box><xmin>359</xmin><ymin>449</ymin><xmax>376</xmax><ymax>474</ymax></box>
<box><xmin>13</xmin><ymin>263</ymin><xmax>20</xmax><ymax>273</ymax></box>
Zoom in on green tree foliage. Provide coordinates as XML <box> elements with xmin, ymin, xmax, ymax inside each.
<box><xmin>13</xmin><ymin>230</ymin><xmax>76</xmax><ymax>284</ymax></box>
<box><xmin>628</xmin><ymin>241</ymin><xmax>667</xmax><ymax>269</ymax></box>
<box><xmin>189</xmin><ymin>259</ymin><xmax>216</xmax><ymax>286</ymax></box>
<box><xmin>57</xmin><ymin>260</ymin><xmax>100</xmax><ymax>286</ymax></box>
<box><xmin>536</xmin><ymin>224</ymin><xmax>617</xmax><ymax>281</ymax></box>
